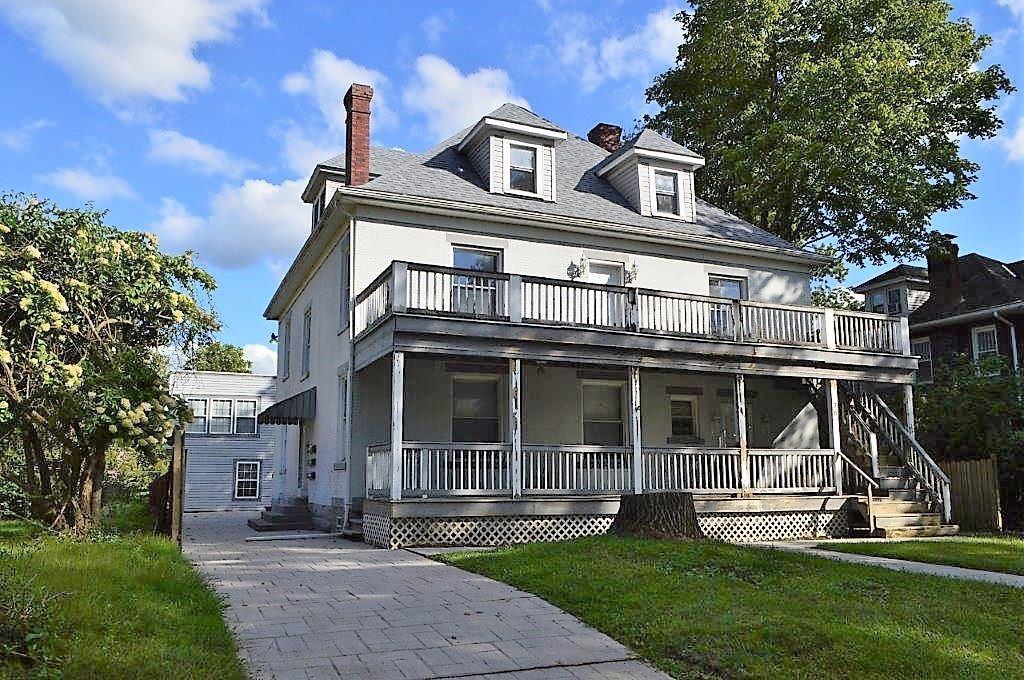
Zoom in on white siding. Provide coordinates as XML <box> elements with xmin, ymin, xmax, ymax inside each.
<box><xmin>908</xmin><ymin>287</ymin><xmax>930</xmax><ymax>313</ymax></box>
<box><xmin>467</xmin><ymin>138</ymin><xmax>491</xmax><ymax>188</ymax></box>
<box><xmin>490</xmin><ymin>136</ymin><xmax>504</xmax><ymax>193</ymax></box>
<box><xmin>605</xmin><ymin>162</ymin><xmax>642</xmax><ymax>213</ymax></box>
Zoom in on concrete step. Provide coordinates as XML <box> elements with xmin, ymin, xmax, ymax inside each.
<box><xmin>874</xmin><ymin>513</ymin><xmax>942</xmax><ymax>529</ymax></box>
<box><xmin>879</xmin><ymin>524</ymin><xmax>959</xmax><ymax>538</ymax></box>
<box><xmin>261</xmin><ymin>510</ymin><xmax>313</xmax><ymax>523</ymax></box>
<box><xmin>247</xmin><ymin>517</ymin><xmax>314</xmax><ymax>532</ymax></box>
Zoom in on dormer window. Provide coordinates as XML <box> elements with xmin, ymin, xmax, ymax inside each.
<box><xmin>311</xmin><ymin>186</ymin><xmax>326</xmax><ymax>230</ymax></box>
<box><xmin>654</xmin><ymin>170</ymin><xmax>680</xmax><ymax>216</ymax></box>
<box><xmin>507</xmin><ymin>143</ymin><xmax>539</xmax><ymax>195</ymax></box>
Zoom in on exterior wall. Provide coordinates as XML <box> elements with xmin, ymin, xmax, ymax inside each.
<box><xmin>467</xmin><ymin>138</ymin><xmax>490</xmax><ymax>187</ymax></box>
<box><xmin>916</xmin><ymin>317</ymin><xmax>1023</xmax><ymax>370</ymax></box>
<box><xmin>605</xmin><ymin>162</ymin><xmax>641</xmax><ymax>212</ymax></box>
<box><xmin>170</xmin><ymin>371</ymin><xmax>278</xmax><ymax>512</ymax></box>
<box><xmin>907</xmin><ymin>285</ymin><xmax>930</xmax><ymax>313</ymax></box>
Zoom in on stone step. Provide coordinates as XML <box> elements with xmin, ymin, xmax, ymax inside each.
<box><xmin>247</xmin><ymin>517</ymin><xmax>314</xmax><ymax>532</ymax></box>
<box><xmin>873</xmin><ymin>513</ymin><xmax>941</xmax><ymax>529</ymax></box>
<box><xmin>261</xmin><ymin>510</ymin><xmax>313</xmax><ymax>523</ymax></box>
<box><xmin>879</xmin><ymin>524</ymin><xmax>959</xmax><ymax>538</ymax></box>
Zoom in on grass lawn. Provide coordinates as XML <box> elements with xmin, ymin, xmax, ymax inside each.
<box><xmin>817</xmin><ymin>536</ymin><xmax>1024</xmax><ymax>576</ymax></box>
<box><xmin>439</xmin><ymin>536</ymin><xmax>1024</xmax><ymax>679</ymax></box>
<box><xmin>0</xmin><ymin>503</ymin><xmax>245</xmax><ymax>679</ymax></box>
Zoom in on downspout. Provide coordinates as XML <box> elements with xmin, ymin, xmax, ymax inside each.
<box><xmin>993</xmin><ymin>311</ymin><xmax>1020</xmax><ymax>373</ymax></box>
<box><xmin>338</xmin><ymin>203</ymin><xmax>358</xmax><ymax>511</ymax></box>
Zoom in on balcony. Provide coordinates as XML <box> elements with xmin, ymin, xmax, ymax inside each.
<box><xmin>354</xmin><ymin>261</ymin><xmax>910</xmax><ymax>356</ymax></box>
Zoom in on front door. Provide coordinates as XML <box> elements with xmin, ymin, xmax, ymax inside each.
<box><xmin>297</xmin><ymin>422</ymin><xmax>314</xmax><ymax>497</ymax></box>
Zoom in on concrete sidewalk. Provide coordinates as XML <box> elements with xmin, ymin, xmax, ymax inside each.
<box><xmin>183</xmin><ymin>512</ymin><xmax>669</xmax><ymax>680</ymax></box>
<box><xmin>754</xmin><ymin>540</ymin><xmax>1024</xmax><ymax>588</ymax></box>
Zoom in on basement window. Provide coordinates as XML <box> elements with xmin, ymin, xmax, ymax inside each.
<box><xmin>234</xmin><ymin>460</ymin><xmax>261</xmax><ymax>500</ymax></box>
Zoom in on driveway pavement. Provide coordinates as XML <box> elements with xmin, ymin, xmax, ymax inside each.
<box><xmin>183</xmin><ymin>512</ymin><xmax>669</xmax><ymax>679</ymax></box>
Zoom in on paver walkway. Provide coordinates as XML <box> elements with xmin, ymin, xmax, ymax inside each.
<box><xmin>754</xmin><ymin>540</ymin><xmax>1024</xmax><ymax>588</ymax></box>
<box><xmin>183</xmin><ymin>513</ymin><xmax>669</xmax><ymax>680</ymax></box>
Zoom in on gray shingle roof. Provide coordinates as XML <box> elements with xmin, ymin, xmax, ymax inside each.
<box><xmin>631</xmin><ymin>129</ymin><xmax>700</xmax><ymax>157</ymax></box>
<box><xmin>911</xmin><ymin>253</ymin><xmax>1024</xmax><ymax>324</ymax></box>
<box><xmin>483</xmin><ymin>103</ymin><xmax>566</xmax><ymax>132</ymax></box>
<box><xmin>852</xmin><ymin>264</ymin><xmax>928</xmax><ymax>292</ymax></box>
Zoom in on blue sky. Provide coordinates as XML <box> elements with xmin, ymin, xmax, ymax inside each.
<box><xmin>1</xmin><ymin>0</ymin><xmax>1022</xmax><ymax>373</ymax></box>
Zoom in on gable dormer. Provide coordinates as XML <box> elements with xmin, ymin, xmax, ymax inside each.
<box><xmin>457</xmin><ymin>104</ymin><xmax>568</xmax><ymax>202</ymax></box>
<box><xmin>595</xmin><ymin>129</ymin><xmax>705</xmax><ymax>223</ymax></box>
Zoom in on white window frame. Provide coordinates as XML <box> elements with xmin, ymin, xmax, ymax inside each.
<box><xmin>668</xmin><ymin>394</ymin><xmax>700</xmax><ymax>441</ymax></box>
<box><xmin>235</xmin><ymin>399</ymin><xmax>259</xmax><ymax>435</ymax></box>
<box><xmin>503</xmin><ymin>139</ymin><xmax>542</xmax><ymax>198</ymax></box>
<box><xmin>868</xmin><ymin>292</ymin><xmax>886</xmax><ymax>314</ymax></box>
<box><xmin>708</xmin><ymin>275</ymin><xmax>748</xmax><ymax>301</ymax></box>
<box><xmin>300</xmin><ymin>306</ymin><xmax>312</xmax><ymax>379</ymax></box>
<box><xmin>311</xmin><ymin>186</ymin><xmax>326</xmax><ymax>231</ymax></box>
<box><xmin>234</xmin><ymin>460</ymin><xmax>261</xmax><ymax>500</ymax></box>
<box><xmin>209</xmin><ymin>399</ymin><xmax>233</xmax><ymax>435</ymax></box>
<box><xmin>912</xmin><ymin>337</ymin><xmax>932</xmax><ymax>384</ymax></box>
<box><xmin>886</xmin><ymin>287</ymin><xmax>903</xmax><ymax>315</ymax></box>
<box><xmin>579</xmin><ymin>379</ymin><xmax>627</xmax><ymax>446</ymax></box>
<box><xmin>450</xmin><ymin>374</ymin><xmax>503</xmax><ymax>443</ymax></box>
<box><xmin>186</xmin><ymin>398</ymin><xmax>208</xmax><ymax>434</ymax></box>
<box><xmin>972</xmin><ymin>325</ymin><xmax>998</xmax><ymax>362</ymax></box>
<box><xmin>338</xmin><ymin>244</ymin><xmax>350</xmax><ymax>333</ymax></box>
<box><xmin>280</xmin><ymin>315</ymin><xmax>291</xmax><ymax>381</ymax></box>
<box><xmin>651</xmin><ymin>168</ymin><xmax>682</xmax><ymax>217</ymax></box>
<box><xmin>336</xmin><ymin>370</ymin><xmax>349</xmax><ymax>468</ymax></box>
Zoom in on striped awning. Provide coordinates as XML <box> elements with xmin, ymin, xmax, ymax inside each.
<box><xmin>258</xmin><ymin>387</ymin><xmax>316</xmax><ymax>424</ymax></box>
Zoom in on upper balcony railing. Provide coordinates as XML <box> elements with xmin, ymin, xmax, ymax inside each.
<box><xmin>354</xmin><ymin>261</ymin><xmax>910</xmax><ymax>355</ymax></box>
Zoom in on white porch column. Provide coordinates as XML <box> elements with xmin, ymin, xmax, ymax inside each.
<box><xmin>735</xmin><ymin>374</ymin><xmax>750</xmax><ymax>493</ymax></box>
<box><xmin>509</xmin><ymin>358</ymin><xmax>523</xmax><ymax>498</ymax></box>
<box><xmin>825</xmin><ymin>378</ymin><xmax>843</xmax><ymax>495</ymax></box>
<box><xmin>629</xmin><ymin>366</ymin><xmax>643</xmax><ymax>493</ymax></box>
<box><xmin>903</xmin><ymin>383</ymin><xmax>916</xmax><ymax>438</ymax></box>
<box><xmin>390</xmin><ymin>351</ymin><xmax>404</xmax><ymax>501</ymax></box>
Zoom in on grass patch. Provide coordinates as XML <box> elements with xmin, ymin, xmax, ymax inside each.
<box><xmin>818</xmin><ymin>536</ymin><xmax>1024</xmax><ymax>576</ymax></box>
<box><xmin>103</xmin><ymin>496</ymin><xmax>158</xmax><ymax>534</ymax></box>
<box><xmin>0</xmin><ymin>514</ymin><xmax>245</xmax><ymax>679</ymax></box>
<box><xmin>439</xmin><ymin>536</ymin><xmax>1024</xmax><ymax>679</ymax></box>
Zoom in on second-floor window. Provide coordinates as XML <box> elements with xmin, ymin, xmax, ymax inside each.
<box><xmin>210</xmin><ymin>399</ymin><xmax>233</xmax><ymax>434</ymax></box>
<box><xmin>654</xmin><ymin>170</ymin><xmax>680</xmax><ymax>215</ymax></box>
<box><xmin>339</xmin><ymin>246</ymin><xmax>350</xmax><ymax>331</ymax></box>
<box><xmin>301</xmin><ymin>307</ymin><xmax>312</xmax><ymax>378</ymax></box>
<box><xmin>508</xmin><ymin>144</ymin><xmax>537</xmax><ymax>194</ymax></box>
<box><xmin>708</xmin><ymin>276</ymin><xmax>746</xmax><ymax>337</ymax></box>
<box><xmin>311</xmin><ymin>186</ymin><xmax>326</xmax><ymax>230</ymax></box>
<box><xmin>886</xmin><ymin>288</ymin><xmax>903</xmax><ymax>315</ymax></box>
<box><xmin>972</xmin><ymin>325</ymin><xmax>998</xmax><ymax>362</ymax></box>
<box><xmin>185</xmin><ymin>398</ymin><xmax>260</xmax><ymax>435</ymax></box>
<box><xmin>912</xmin><ymin>338</ymin><xmax>932</xmax><ymax>383</ymax></box>
<box><xmin>281</xmin><ymin>316</ymin><xmax>291</xmax><ymax>380</ymax></box>
<box><xmin>868</xmin><ymin>292</ymin><xmax>886</xmax><ymax>313</ymax></box>
<box><xmin>187</xmin><ymin>398</ymin><xmax>207</xmax><ymax>434</ymax></box>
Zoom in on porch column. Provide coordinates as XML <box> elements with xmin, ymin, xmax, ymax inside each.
<box><xmin>509</xmin><ymin>358</ymin><xmax>523</xmax><ymax>498</ymax></box>
<box><xmin>390</xmin><ymin>351</ymin><xmax>404</xmax><ymax>501</ymax></box>
<box><xmin>825</xmin><ymin>378</ymin><xmax>843</xmax><ymax>495</ymax></box>
<box><xmin>902</xmin><ymin>383</ymin><xmax>916</xmax><ymax>438</ymax></box>
<box><xmin>735</xmin><ymin>374</ymin><xmax>751</xmax><ymax>493</ymax></box>
<box><xmin>629</xmin><ymin>366</ymin><xmax>643</xmax><ymax>493</ymax></box>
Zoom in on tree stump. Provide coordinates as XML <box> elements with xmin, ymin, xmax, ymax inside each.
<box><xmin>609</xmin><ymin>492</ymin><xmax>703</xmax><ymax>539</ymax></box>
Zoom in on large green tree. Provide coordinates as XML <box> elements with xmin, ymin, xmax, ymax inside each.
<box><xmin>184</xmin><ymin>341</ymin><xmax>252</xmax><ymax>373</ymax></box>
<box><xmin>647</xmin><ymin>0</ymin><xmax>1012</xmax><ymax>271</ymax></box>
<box><xmin>0</xmin><ymin>194</ymin><xmax>218</xmax><ymax>530</ymax></box>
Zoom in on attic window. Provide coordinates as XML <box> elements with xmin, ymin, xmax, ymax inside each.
<box><xmin>508</xmin><ymin>144</ymin><xmax>537</xmax><ymax>194</ymax></box>
<box><xmin>654</xmin><ymin>170</ymin><xmax>680</xmax><ymax>215</ymax></box>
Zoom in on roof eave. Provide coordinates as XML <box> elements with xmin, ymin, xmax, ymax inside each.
<box><xmin>456</xmin><ymin>117</ymin><xmax>568</xmax><ymax>153</ymax></box>
<box><xmin>301</xmin><ymin>165</ymin><xmax>346</xmax><ymax>202</ymax></box>
<box><xmin>595</xmin><ymin>147</ymin><xmax>705</xmax><ymax>178</ymax></box>
<box><xmin>910</xmin><ymin>301</ymin><xmax>1024</xmax><ymax>331</ymax></box>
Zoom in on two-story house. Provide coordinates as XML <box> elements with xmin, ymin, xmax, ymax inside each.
<box><xmin>258</xmin><ymin>84</ymin><xmax>956</xmax><ymax>546</ymax></box>
<box><xmin>854</xmin><ymin>238</ymin><xmax>1024</xmax><ymax>383</ymax></box>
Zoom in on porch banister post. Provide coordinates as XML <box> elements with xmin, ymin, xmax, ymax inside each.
<box><xmin>629</xmin><ymin>366</ymin><xmax>643</xmax><ymax>493</ymax></box>
<box><xmin>392</xmin><ymin>261</ymin><xmax>408</xmax><ymax>313</ymax></box>
<box><xmin>509</xmin><ymin>358</ymin><xmax>523</xmax><ymax>498</ymax></box>
<box><xmin>736</xmin><ymin>374</ymin><xmax>750</xmax><ymax>493</ymax></box>
<box><xmin>902</xmin><ymin>383</ymin><xmax>916</xmax><ymax>438</ymax></box>
<box><xmin>899</xmin><ymin>316</ymin><xmax>911</xmax><ymax>356</ymax></box>
<box><xmin>390</xmin><ymin>351</ymin><xmax>404</xmax><ymax>501</ymax></box>
<box><xmin>826</xmin><ymin>378</ymin><xmax>843</xmax><ymax>495</ymax></box>
<box><xmin>823</xmin><ymin>308</ymin><xmax>837</xmax><ymax>349</ymax></box>
<box><xmin>508</xmin><ymin>275</ymin><xmax>523</xmax><ymax>323</ymax></box>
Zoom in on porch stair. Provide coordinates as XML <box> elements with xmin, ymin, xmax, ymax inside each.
<box><xmin>335</xmin><ymin>500</ymin><xmax>364</xmax><ymax>539</ymax></box>
<box><xmin>840</xmin><ymin>385</ymin><xmax>958</xmax><ymax>538</ymax></box>
<box><xmin>247</xmin><ymin>501</ymin><xmax>314</xmax><ymax>532</ymax></box>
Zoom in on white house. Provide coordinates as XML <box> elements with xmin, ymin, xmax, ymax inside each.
<box><xmin>170</xmin><ymin>370</ymin><xmax>278</xmax><ymax>512</ymax></box>
<box><xmin>258</xmin><ymin>84</ymin><xmax>956</xmax><ymax>546</ymax></box>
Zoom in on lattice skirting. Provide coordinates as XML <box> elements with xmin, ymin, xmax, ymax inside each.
<box><xmin>362</xmin><ymin>508</ymin><xmax>850</xmax><ymax>548</ymax></box>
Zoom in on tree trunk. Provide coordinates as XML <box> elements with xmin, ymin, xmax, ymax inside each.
<box><xmin>609</xmin><ymin>492</ymin><xmax>703</xmax><ymax>539</ymax></box>
<box><xmin>74</xmin><ymin>448</ymin><xmax>106</xmax><ymax>533</ymax></box>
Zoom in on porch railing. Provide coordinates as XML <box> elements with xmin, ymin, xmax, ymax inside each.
<box><xmin>355</xmin><ymin>261</ymin><xmax>910</xmax><ymax>356</ymax></box>
<box><xmin>368</xmin><ymin>443</ymin><xmax>854</xmax><ymax>499</ymax></box>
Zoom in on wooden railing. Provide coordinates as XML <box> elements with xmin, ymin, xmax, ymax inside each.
<box><xmin>748</xmin><ymin>449</ymin><xmax>837</xmax><ymax>492</ymax></box>
<box><xmin>401</xmin><ymin>443</ymin><xmax>512</xmax><ymax>496</ymax></box>
<box><xmin>354</xmin><ymin>262</ymin><xmax>910</xmax><ymax>355</ymax></box>
<box><xmin>522</xmin><ymin>445</ymin><xmax>632</xmax><ymax>494</ymax></box>
<box><xmin>366</xmin><ymin>443</ymin><xmax>392</xmax><ymax>498</ymax></box>
<box><xmin>643</xmin><ymin>447</ymin><xmax>743</xmax><ymax>492</ymax></box>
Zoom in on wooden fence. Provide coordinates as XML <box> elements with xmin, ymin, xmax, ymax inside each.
<box><xmin>938</xmin><ymin>456</ymin><xmax>1002</xmax><ymax>532</ymax></box>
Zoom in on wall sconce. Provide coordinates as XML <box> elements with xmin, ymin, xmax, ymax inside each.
<box><xmin>624</xmin><ymin>262</ymin><xmax>639</xmax><ymax>284</ymax></box>
<box><xmin>566</xmin><ymin>256</ymin><xmax>586</xmax><ymax>280</ymax></box>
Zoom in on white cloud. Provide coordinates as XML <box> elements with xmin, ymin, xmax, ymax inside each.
<box><xmin>421</xmin><ymin>14</ymin><xmax>447</xmax><ymax>43</ymax></box>
<box><xmin>281</xmin><ymin>50</ymin><xmax>395</xmax><ymax>133</ymax></box>
<box><xmin>0</xmin><ymin>0</ymin><xmax>268</xmax><ymax>105</ymax></box>
<box><xmin>0</xmin><ymin>118</ymin><xmax>53</xmax><ymax>152</ymax></box>
<box><xmin>998</xmin><ymin>0</ymin><xmax>1024</xmax><ymax>24</ymax></box>
<box><xmin>275</xmin><ymin>122</ymin><xmax>338</xmax><ymax>176</ymax></box>
<box><xmin>243</xmin><ymin>343</ymin><xmax>277</xmax><ymax>375</ymax></box>
<box><xmin>37</xmin><ymin>167</ymin><xmax>136</xmax><ymax>201</ymax></box>
<box><xmin>148</xmin><ymin>129</ymin><xmax>254</xmax><ymax>177</ymax></box>
<box><xmin>402</xmin><ymin>55</ymin><xmax>529</xmax><ymax>138</ymax></box>
<box><xmin>1002</xmin><ymin>116</ymin><xmax>1024</xmax><ymax>162</ymax></box>
<box><xmin>152</xmin><ymin>177</ymin><xmax>307</xmax><ymax>268</ymax></box>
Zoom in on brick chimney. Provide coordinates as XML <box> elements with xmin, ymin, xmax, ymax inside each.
<box><xmin>587</xmin><ymin>123</ymin><xmax>622</xmax><ymax>152</ymax></box>
<box><xmin>926</xmin><ymin>234</ymin><xmax>962</xmax><ymax>307</ymax></box>
<box><xmin>344</xmin><ymin>83</ymin><xmax>373</xmax><ymax>186</ymax></box>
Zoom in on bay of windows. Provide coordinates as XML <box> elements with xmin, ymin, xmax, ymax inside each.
<box><xmin>185</xmin><ymin>398</ymin><xmax>259</xmax><ymax>436</ymax></box>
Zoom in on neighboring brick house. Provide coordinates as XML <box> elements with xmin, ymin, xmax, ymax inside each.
<box><xmin>854</xmin><ymin>239</ymin><xmax>1024</xmax><ymax>383</ymax></box>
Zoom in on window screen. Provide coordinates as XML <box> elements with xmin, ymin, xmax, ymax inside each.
<box><xmin>210</xmin><ymin>399</ymin><xmax>233</xmax><ymax>434</ymax></box>
<box><xmin>582</xmin><ymin>383</ymin><xmax>623</xmax><ymax>445</ymax></box>
<box><xmin>236</xmin><ymin>400</ymin><xmax>257</xmax><ymax>434</ymax></box>
<box><xmin>654</xmin><ymin>171</ymin><xmax>679</xmax><ymax>214</ymax></box>
<box><xmin>452</xmin><ymin>378</ymin><xmax>500</xmax><ymax>442</ymax></box>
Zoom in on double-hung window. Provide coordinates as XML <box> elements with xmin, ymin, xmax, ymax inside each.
<box><xmin>886</xmin><ymin>288</ymin><xmax>903</xmax><ymax>315</ymax></box>
<box><xmin>972</xmin><ymin>325</ymin><xmax>998</xmax><ymax>362</ymax></box>
<box><xmin>581</xmin><ymin>382</ymin><xmax>624</xmax><ymax>446</ymax></box>
<box><xmin>452</xmin><ymin>247</ymin><xmax>501</xmax><ymax>316</ymax></box>
<box><xmin>868</xmin><ymin>292</ymin><xmax>886</xmax><ymax>314</ymax></box>
<box><xmin>235</xmin><ymin>400</ymin><xmax>257</xmax><ymax>434</ymax></box>
<box><xmin>311</xmin><ymin>187</ymin><xmax>326</xmax><ymax>230</ymax></box>
<box><xmin>912</xmin><ymin>338</ymin><xmax>932</xmax><ymax>383</ymax></box>
<box><xmin>301</xmin><ymin>307</ymin><xmax>312</xmax><ymax>378</ymax></box>
<box><xmin>281</xmin><ymin>316</ymin><xmax>291</xmax><ymax>380</ymax></box>
<box><xmin>669</xmin><ymin>395</ymin><xmax>699</xmax><ymax>440</ymax></box>
<box><xmin>210</xmin><ymin>399</ymin><xmax>233</xmax><ymax>434</ymax></box>
<box><xmin>234</xmin><ymin>461</ymin><xmax>260</xmax><ymax>499</ymax></box>
<box><xmin>653</xmin><ymin>170</ymin><xmax>680</xmax><ymax>215</ymax></box>
<box><xmin>338</xmin><ymin>246</ymin><xmax>350</xmax><ymax>331</ymax></box>
<box><xmin>508</xmin><ymin>144</ymin><xmax>537</xmax><ymax>194</ymax></box>
<box><xmin>451</xmin><ymin>377</ymin><xmax>500</xmax><ymax>442</ymax></box>
<box><xmin>186</xmin><ymin>398</ymin><xmax>208</xmax><ymax>434</ymax></box>
<box><xmin>708</xmin><ymin>275</ymin><xmax>746</xmax><ymax>337</ymax></box>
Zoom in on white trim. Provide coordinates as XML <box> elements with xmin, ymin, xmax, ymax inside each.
<box><xmin>910</xmin><ymin>302</ymin><xmax>1024</xmax><ymax>331</ymax></box>
<box><xmin>650</xmin><ymin>167</ymin><xmax>682</xmax><ymax>218</ymax></box>
<box><xmin>708</xmin><ymin>274</ymin><xmax>748</xmax><ymax>300</ymax></box>
<box><xmin>911</xmin><ymin>336</ymin><xmax>932</xmax><ymax>384</ymax></box>
<box><xmin>579</xmin><ymin>378</ymin><xmax>627</xmax><ymax>446</ymax></box>
<box><xmin>971</xmin><ymin>324</ymin><xmax>998</xmax><ymax>361</ymax></box>
<box><xmin>300</xmin><ymin>305</ymin><xmax>312</xmax><ymax>380</ymax></box>
<box><xmin>450</xmin><ymin>373</ymin><xmax>503</xmax><ymax>443</ymax></box>
<box><xmin>280</xmin><ymin>315</ymin><xmax>291</xmax><ymax>380</ymax></box>
<box><xmin>596</xmin><ymin>146</ymin><xmax>705</xmax><ymax>178</ymax></box>
<box><xmin>184</xmin><ymin>396</ymin><xmax>261</xmax><ymax>437</ymax></box>
<box><xmin>233</xmin><ymin>460</ymin><xmax>261</xmax><ymax>500</ymax></box>
<box><xmin>503</xmin><ymin>139</ymin><xmax>543</xmax><ymax>198</ymax></box>
<box><xmin>337</xmin><ymin>239</ymin><xmax>350</xmax><ymax>334</ymax></box>
<box><xmin>667</xmin><ymin>393</ymin><xmax>700</xmax><ymax>441</ymax></box>
<box><xmin>456</xmin><ymin>117</ymin><xmax>567</xmax><ymax>152</ymax></box>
